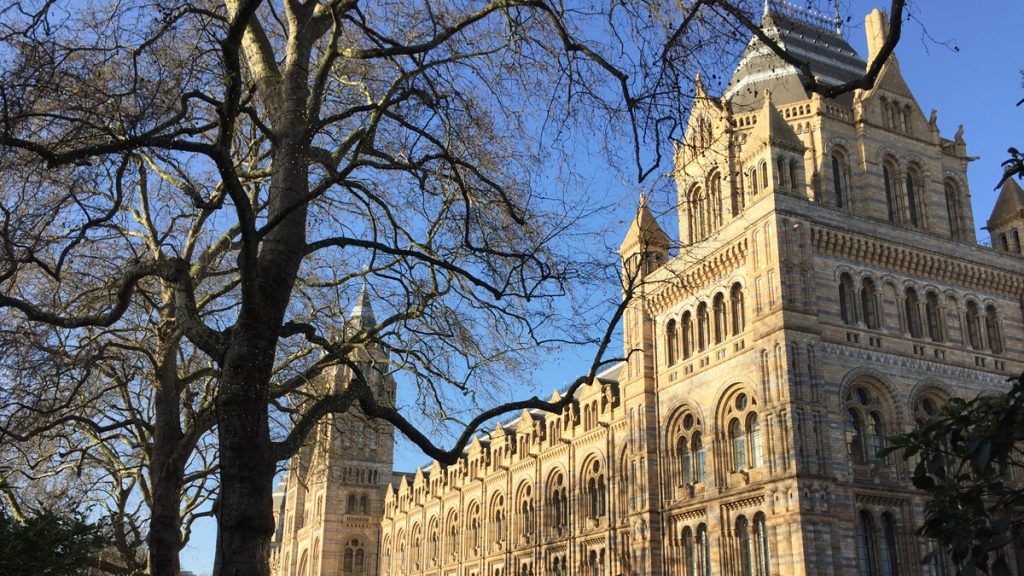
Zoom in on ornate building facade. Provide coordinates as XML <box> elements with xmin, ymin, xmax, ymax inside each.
<box><xmin>272</xmin><ymin>5</ymin><xmax>1024</xmax><ymax>576</ymax></box>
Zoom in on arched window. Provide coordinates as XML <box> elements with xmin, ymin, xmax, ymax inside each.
<box><xmin>344</xmin><ymin>539</ymin><xmax>366</xmax><ymax>574</ymax></box>
<box><xmin>880</xmin><ymin>513</ymin><xmax>900</xmax><ymax>576</ymax></box>
<box><xmin>861</xmin><ymin>278</ymin><xmax>880</xmax><ymax>330</ymax></box>
<box><xmin>682</xmin><ymin>311</ymin><xmax>694</xmax><ymax>360</ymax></box>
<box><xmin>359</xmin><ymin>495</ymin><xmax>368</xmax><ymax>514</ymax></box>
<box><xmin>713</xmin><ymin>293</ymin><xmax>727</xmax><ymax>344</ymax></box>
<box><xmin>518</xmin><ymin>484</ymin><xmax>534</xmax><ymax>541</ymax></box>
<box><xmin>846</xmin><ymin>385</ymin><xmax>889</xmax><ymax>465</ymax></box>
<box><xmin>688</xmin><ymin>186</ymin><xmax>705</xmax><ymax>243</ymax></box>
<box><xmin>692</xmin><ymin>431</ymin><xmax>705</xmax><ymax>483</ymax></box>
<box><xmin>839</xmin><ymin>273</ymin><xmax>857</xmax><ymax>325</ymax></box>
<box><xmin>737</xmin><ymin>515</ymin><xmax>754</xmax><ymax>576</ymax></box>
<box><xmin>682</xmin><ymin>526</ymin><xmax>696</xmax><ymax>576</ymax></box>
<box><xmin>446</xmin><ymin>512</ymin><xmax>460</xmax><ymax>559</ymax></box>
<box><xmin>347</xmin><ymin>494</ymin><xmax>356</xmax><ymax>513</ymax></box>
<box><xmin>697</xmin><ymin>302</ymin><xmax>710</xmax><ymax>352</ymax></box>
<box><xmin>468</xmin><ymin>502</ymin><xmax>481</xmax><ymax>552</ymax></box>
<box><xmin>676</xmin><ymin>436</ymin><xmax>692</xmax><ymax>486</ymax></box>
<box><xmin>671</xmin><ymin>410</ymin><xmax>705</xmax><ymax>487</ymax></box>
<box><xmin>666</xmin><ymin>319</ymin><xmax>679</xmax><ymax>366</ymax></box>
<box><xmin>858</xmin><ymin>511</ymin><xmax>878</xmax><ymax>576</ymax></box>
<box><xmin>760</xmin><ymin>161</ymin><xmax>769</xmax><ymax>190</ymax></box>
<box><xmin>776</xmin><ymin>156</ymin><xmax>787</xmax><ymax>189</ymax></box>
<box><xmin>754</xmin><ymin>513</ymin><xmax>771</xmax><ymax>576</ymax></box>
<box><xmin>905</xmin><ymin>167</ymin><xmax>923</xmax><ymax>227</ymax></box>
<box><xmin>965</xmin><ymin>301</ymin><xmax>983</xmax><ymax>350</ymax></box>
<box><xmin>724</xmin><ymin>391</ymin><xmax>761</xmax><ymax>473</ymax></box>
<box><xmin>731</xmin><ymin>283</ymin><xmax>745</xmax><ymax>335</ymax></box>
<box><xmin>883</xmin><ymin>163</ymin><xmax>898</xmax><ymax>222</ymax></box>
<box><xmin>732</xmin><ymin>172</ymin><xmax>746</xmax><ymax>215</ymax></box>
<box><xmin>730</xmin><ymin>418</ymin><xmax>746</xmax><ymax>472</ymax></box>
<box><xmin>491</xmin><ymin>495</ymin><xmax>505</xmax><ymax>546</ymax></box>
<box><xmin>748</xmin><ymin>413</ymin><xmax>763</xmax><ymax>469</ymax></box>
<box><xmin>710</xmin><ymin>172</ymin><xmax>723</xmax><ymax>230</ymax></box>
<box><xmin>410</xmin><ymin>524</ymin><xmax>422</xmax><ymax>568</ymax></box>
<box><xmin>697</xmin><ymin>524</ymin><xmax>712</xmax><ymax>576</ymax></box>
<box><xmin>832</xmin><ymin>150</ymin><xmax>849</xmax><ymax>208</ymax></box>
<box><xmin>582</xmin><ymin>459</ymin><xmax>607</xmax><ymax>519</ymax></box>
<box><xmin>547</xmin><ymin>472</ymin><xmax>568</xmax><ymax>534</ymax></box>
<box><xmin>427</xmin><ymin>519</ymin><xmax>440</xmax><ymax>566</ymax></box>
<box><xmin>925</xmin><ymin>292</ymin><xmax>943</xmax><ymax>342</ymax></box>
<box><xmin>944</xmin><ymin>180</ymin><xmax>963</xmax><ymax>239</ymax></box>
<box><xmin>750</xmin><ymin>167</ymin><xmax>759</xmax><ymax>196</ymax></box>
<box><xmin>985</xmin><ymin>305</ymin><xmax>1003</xmax><ymax>354</ymax></box>
<box><xmin>904</xmin><ymin>288</ymin><xmax>922</xmax><ymax>338</ymax></box>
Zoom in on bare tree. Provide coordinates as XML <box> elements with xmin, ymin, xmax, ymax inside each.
<box><xmin>0</xmin><ymin>1</ymin><xmax>906</xmax><ymax>575</ymax></box>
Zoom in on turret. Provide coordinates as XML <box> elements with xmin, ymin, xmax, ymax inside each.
<box><xmin>618</xmin><ymin>194</ymin><xmax>671</xmax><ymax>289</ymax></box>
<box><xmin>988</xmin><ymin>176</ymin><xmax>1024</xmax><ymax>255</ymax></box>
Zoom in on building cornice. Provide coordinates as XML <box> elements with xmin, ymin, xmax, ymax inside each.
<box><xmin>643</xmin><ymin>237</ymin><xmax>749</xmax><ymax>315</ymax></box>
<box><xmin>810</xmin><ymin>224</ymin><xmax>1024</xmax><ymax>297</ymax></box>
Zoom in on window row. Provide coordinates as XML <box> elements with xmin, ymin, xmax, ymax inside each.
<box><xmin>670</xmin><ymin>514</ymin><xmax>770</xmax><ymax>576</ymax></box>
<box><xmin>345</xmin><ymin>493</ymin><xmax>370</xmax><ymax>514</ymax></box>
<box><xmin>829</xmin><ymin>148</ymin><xmax>967</xmax><ymax>241</ymax></box>
<box><xmin>996</xmin><ymin>227</ymin><xmax>1022</xmax><ymax>254</ymax></box>
<box><xmin>857</xmin><ymin>511</ymin><xmax>900</xmax><ymax>576</ymax></box>
<box><xmin>666</xmin><ymin>283</ymin><xmax>746</xmax><ymax>365</ymax></box>
<box><xmin>837</xmin><ymin>274</ymin><xmax>1005</xmax><ymax>354</ymax></box>
<box><xmin>685</xmin><ymin>157</ymin><xmax>802</xmax><ymax>244</ymax></box>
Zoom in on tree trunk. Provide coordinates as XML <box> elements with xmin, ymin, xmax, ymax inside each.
<box><xmin>213</xmin><ymin>120</ymin><xmax>310</xmax><ymax>576</ymax></box>
<box><xmin>149</xmin><ymin>302</ymin><xmax>186</xmax><ymax>576</ymax></box>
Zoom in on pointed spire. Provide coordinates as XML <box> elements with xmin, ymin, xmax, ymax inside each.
<box><xmin>989</xmin><ymin>176</ymin><xmax>1024</xmax><ymax>229</ymax></box>
<box><xmin>349</xmin><ymin>281</ymin><xmax>376</xmax><ymax>331</ymax></box>
<box><xmin>619</xmin><ymin>193</ymin><xmax>671</xmax><ymax>257</ymax></box>
<box><xmin>762</xmin><ymin>0</ymin><xmax>770</xmax><ymax>18</ymax></box>
<box><xmin>694</xmin><ymin>71</ymin><xmax>705</xmax><ymax>98</ymax></box>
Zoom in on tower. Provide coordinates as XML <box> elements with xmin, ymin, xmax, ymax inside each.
<box><xmin>271</xmin><ymin>287</ymin><xmax>397</xmax><ymax>576</ymax></box>
<box><xmin>988</xmin><ymin>176</ymin><xmax>1024</xmax><ymax>255</ymax></box>
<box><xmin>617</xmin><ymin>195</ymin><xmax>671</xmax><ymax>576</ymax></box>
<box><xmin>648</xmin><ymin>4</ymin><xmax>1023</xmax><ymax>576</ymax></box>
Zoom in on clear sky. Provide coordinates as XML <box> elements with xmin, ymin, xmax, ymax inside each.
<box><xmin>180</xmin><ymin>1</ymin><xmax>1024</xmax><ymax>573</ymax></box>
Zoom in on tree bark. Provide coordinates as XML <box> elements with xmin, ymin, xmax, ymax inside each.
<box><xmin>214</xmin><ymin>112</ymin><xmax>310</xmax><ymax>576</ymax></box>
<box><xmin>149</xmin><ymin>299</ymin><xmax>187</xmax><ymax>576</ymax></box>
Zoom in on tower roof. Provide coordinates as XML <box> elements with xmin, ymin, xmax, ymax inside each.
<box><xmin>349</xmin><ymin>282</ymin><xmax>377</xmax><ymax>332</ymax></box>
<box><xmin>746</xmin><ymin>90</ymin><xmax>803</xmax><ymax>152</ymax></box>
<box><xmin>724</xmin><ymin>1</ymin><xmax>866</xmax><ymax>111</ymax></box>
<box><xmin>619</xmin><ymin>195</ymin><xmax>671</xmax><ymax>256</ymax></box>
<box><xmin>988</xmin><ymin>176</ymin><xmax>1024</xmax><ymax>229</ymax></box>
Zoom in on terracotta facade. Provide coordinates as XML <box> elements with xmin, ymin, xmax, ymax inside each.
<box><xmin>272</xmin><ymin>5</ymin><xmax>1024</xmax><ymax>576</ymax></box>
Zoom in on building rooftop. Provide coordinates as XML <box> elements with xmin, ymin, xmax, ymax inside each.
<box><xmin>724</xmin><ymin>0</ymin><xmax>866</xmax><ymax>111</ymax></box>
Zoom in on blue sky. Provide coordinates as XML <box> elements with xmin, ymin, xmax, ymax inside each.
<box><xmin>180</xmin><ymin>1</ymin><xmax>1023</xmax><ymax>572</ymax></box>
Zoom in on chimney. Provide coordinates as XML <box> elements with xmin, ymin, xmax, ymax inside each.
<box><xmin>865</xmin><ymin>9</ymin><xmax>889</xmax><ymax>64</ymax></box>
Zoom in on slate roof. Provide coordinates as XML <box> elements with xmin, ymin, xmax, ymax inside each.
<box><xmin>724</xmin><ymin>2</ymin><xmax>866</xmax><ymax>111</ymax></box>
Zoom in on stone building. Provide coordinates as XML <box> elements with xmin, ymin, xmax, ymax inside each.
<box><xmin>271</xmin><ymin>287</ymin><xmax>402</xmax><ymax>576</ymax></box>
<box><xmin>271</xmin><ymin>4</ymin><xmax>1024</xmax><ymax>576</ymax></box>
